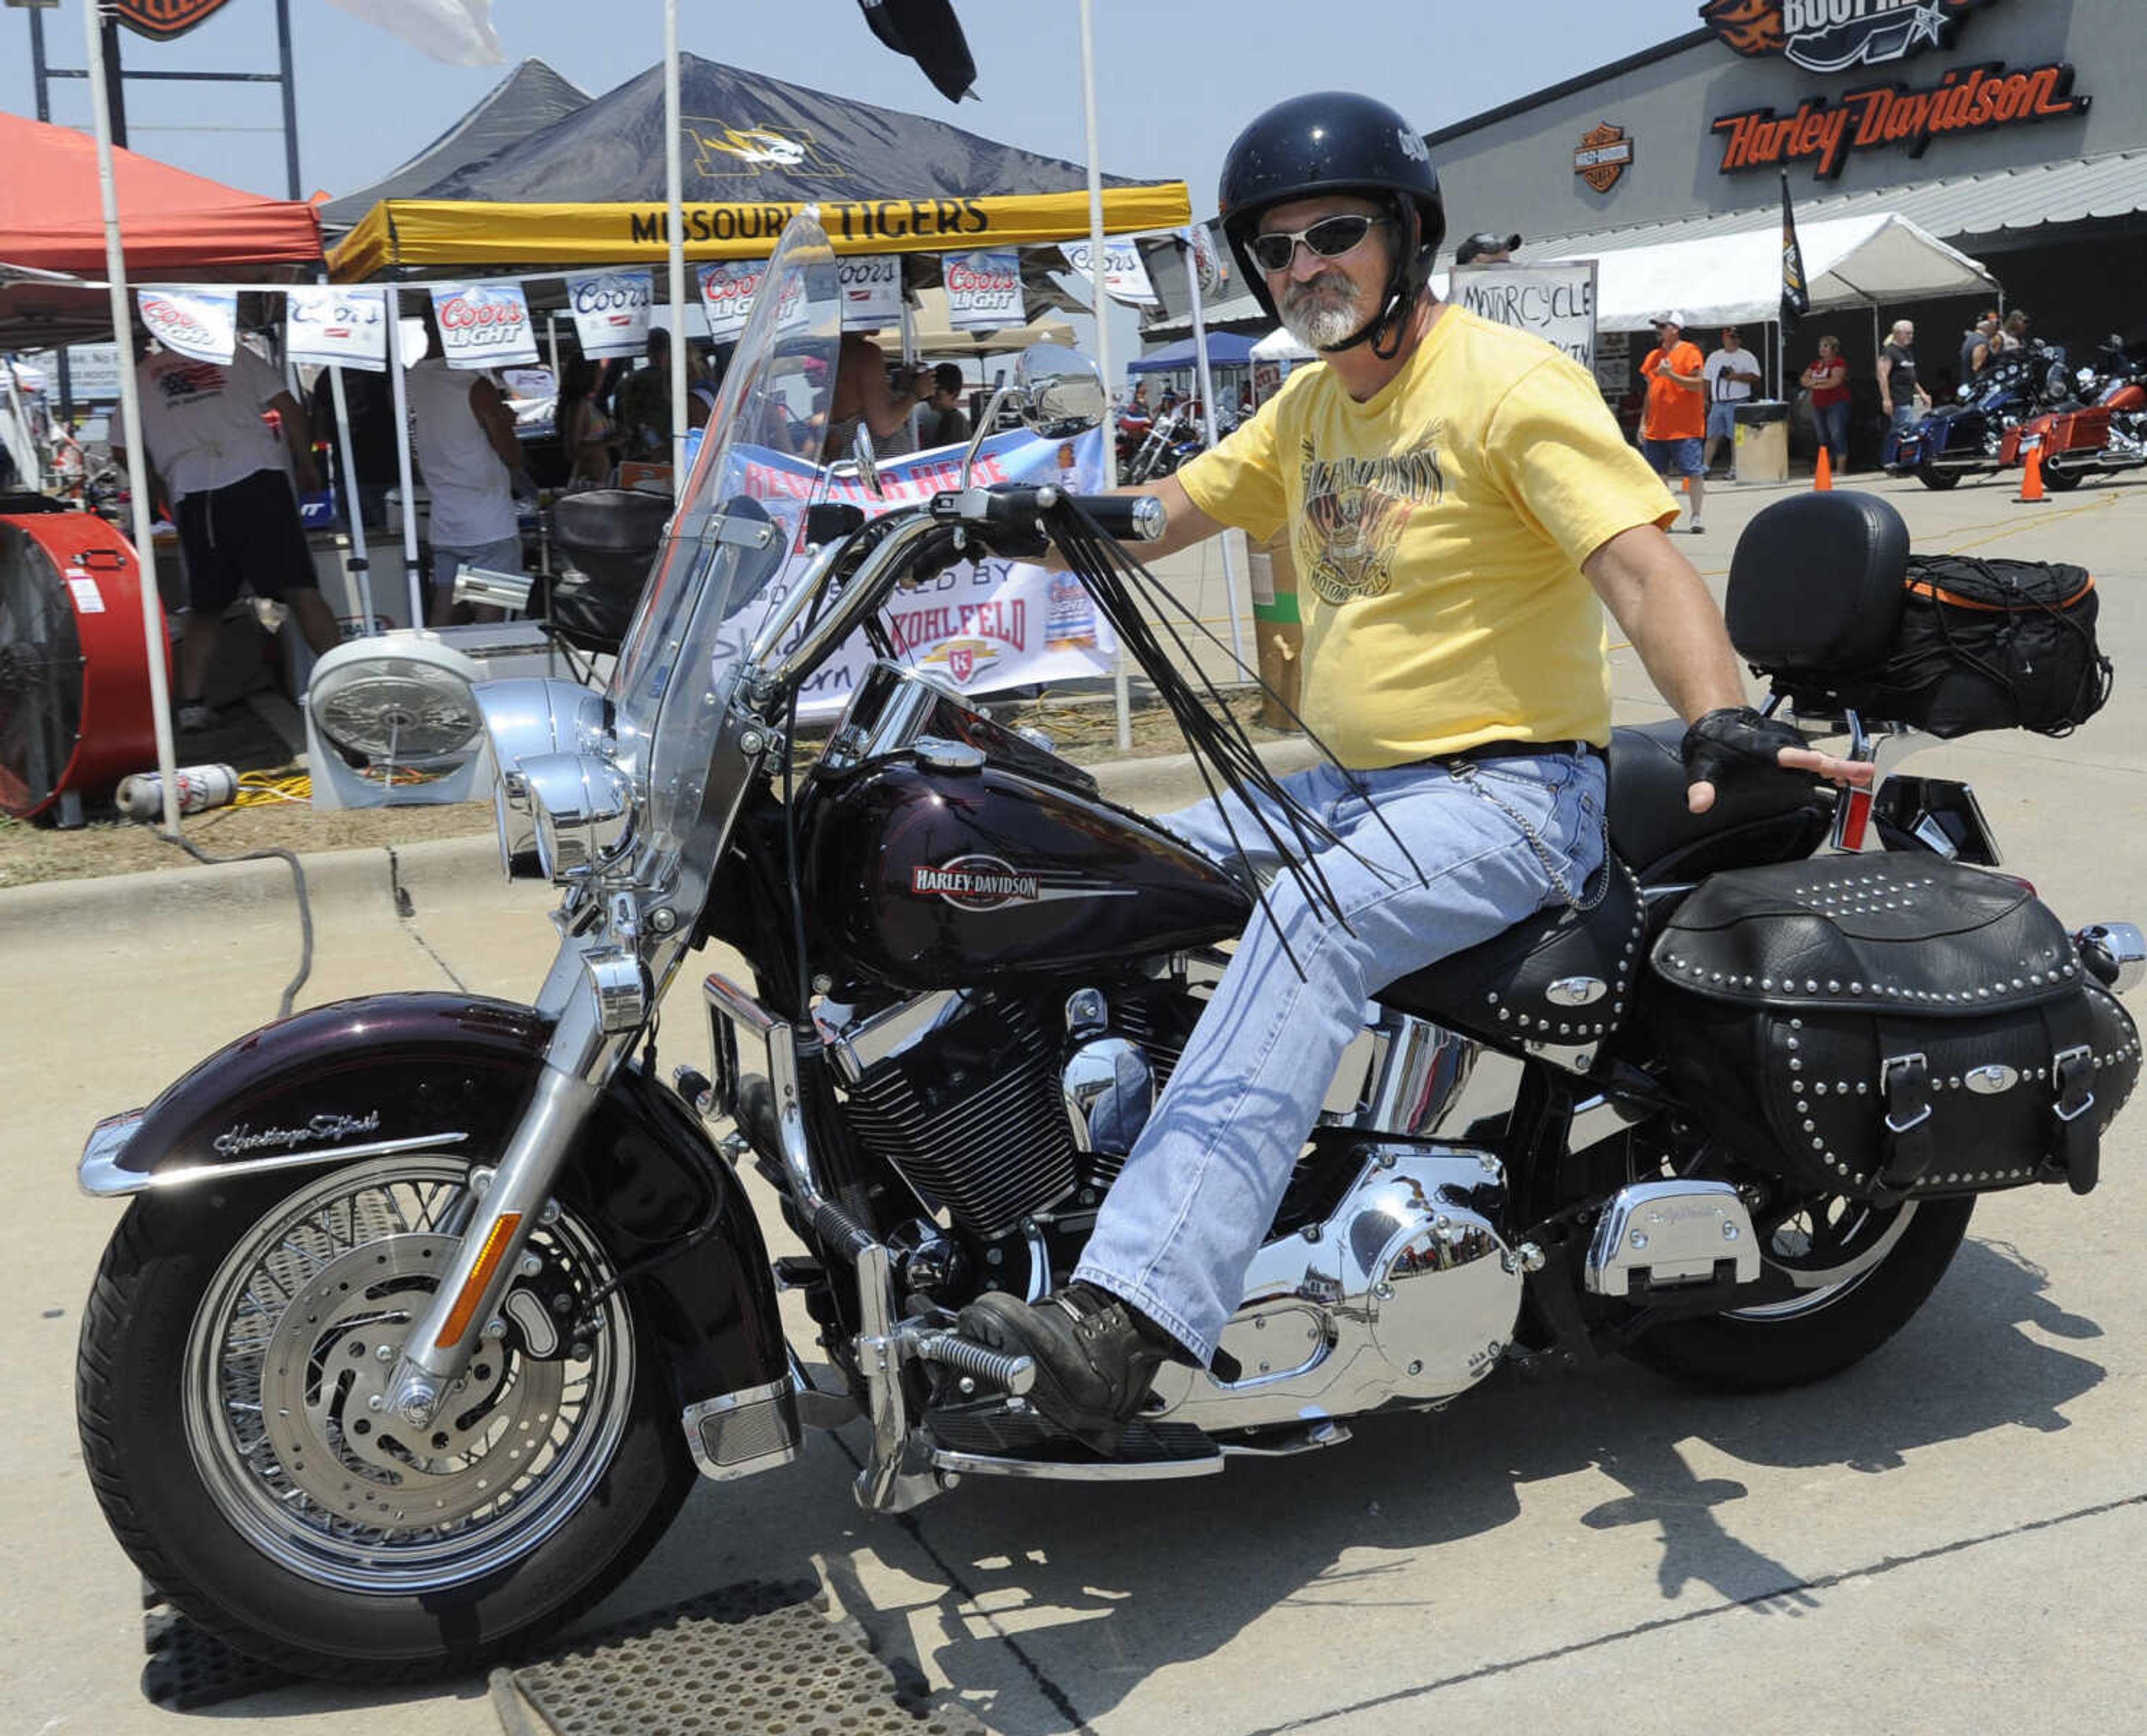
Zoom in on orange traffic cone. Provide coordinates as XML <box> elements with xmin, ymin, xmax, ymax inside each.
<box><xmin>2018</xmin><ymin>438</ymin><xmax>2048</xmax><ymax>503</ymax></box>
<box><xmin>1813</xmin><ymin>445</ymin><xmax>1834</xmax><ymax>491</ymax></box>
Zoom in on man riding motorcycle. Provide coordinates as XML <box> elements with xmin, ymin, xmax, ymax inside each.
<box><xmin>959</xmin><ymin>91</ymin><xmax>1869</xmax><ymax>1453</ymax></box>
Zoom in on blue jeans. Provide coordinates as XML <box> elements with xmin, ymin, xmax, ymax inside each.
<box><xmin>1815</xmin><ymin>400</ymin><xmax>1850</xmax><ymax>469</ymax></box>
<box><xmin>1074</xmin><ymin>750</ymin><xmax>1607</xmax><ymax>1359</ymax></box>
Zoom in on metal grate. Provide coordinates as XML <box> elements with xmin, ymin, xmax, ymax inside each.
<box><xmin>140</xmin><ymin>1598</ymin><xmax>295</xmax><ymax>1711</ymax></box>
<box><xmin>497</xmin><ymin>1580</ymin><xmax>986</xmax><ymax>1735</ymax></box>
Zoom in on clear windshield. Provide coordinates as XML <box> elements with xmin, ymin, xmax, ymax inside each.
<box><xmin>608</xmin><ymin>214</ymin><xmax>841</xmax><ymax>882</ymax></box>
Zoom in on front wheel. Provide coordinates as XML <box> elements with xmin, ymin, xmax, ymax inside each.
<box><xmin>77</xmin><ymin>1155</ymin><xmax>695</xmax><ymax>1681</ymax></box>
<box><xmin>1623</xmin><ymin>1193</ymin><xmax>1974</xmax><ymax>1393</ymax></box>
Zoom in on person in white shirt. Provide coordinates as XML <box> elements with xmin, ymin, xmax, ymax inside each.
<box><xmin>1701</xmin><ymin>326</ymin><xmax>1763</xmax><ymax>476</ymax></box>
<box><xmin>111</xmin><ymin>339</ymin><xmax>340</xmax><ymax>733</ymax></box>
<box><xmin>404</xmin><ymin>320</ymin><xmax>526</xmax><ymax>625</ymax></box>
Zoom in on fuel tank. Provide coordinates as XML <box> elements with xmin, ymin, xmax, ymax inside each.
<box><xmin>800</xmin><ymin>753</ymin><xmax>1252</xmax><ymax>991</ymax></box>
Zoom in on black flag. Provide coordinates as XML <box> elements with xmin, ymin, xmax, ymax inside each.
<box><xmin>858</xmin><ymin>0</ymin><xmax>977</xmax><ymax>102</ymax></box>
<box><xmin>1779</xmin><ymin>169</ymin><xmax>1810</xmax><ymax>340</ymax></box>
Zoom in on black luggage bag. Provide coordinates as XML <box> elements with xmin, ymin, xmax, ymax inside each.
<box><xmin>1647</xmin><ymin>854</ymin><xmax>2139</xmax><ymax>1204</ymax></box>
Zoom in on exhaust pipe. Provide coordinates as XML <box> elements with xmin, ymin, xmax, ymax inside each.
<box><xmin>2075</xmin><ymin>923</ymin><xmax>2146</xmax><ymax>994</ymax></box>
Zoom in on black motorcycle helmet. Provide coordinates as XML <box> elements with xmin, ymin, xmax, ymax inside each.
<box><xmin>1216</xmin><ymin>91</ymin><xmax>1446</xmax><ymax>359</ymax></box>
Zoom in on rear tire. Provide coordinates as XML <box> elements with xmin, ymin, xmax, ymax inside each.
<box><xmin>1916</xmin><ymin>457</ymin><xmax>1962</xmax><ymax>490</ymax></box>
<box><xmin>77</xmin><ymin>1156</ymin><xmax>696</xmax><ymax>1681</ymax></box>
<box><xmin>1624</xmin><ymin>1194</ymin><xmax>1974</xmax><ymax>1393</ymax></box>
<box><xmin>2039</xmin><ymin>460</ymin><xmax>2083</xmax><ymax>491</ymax></box>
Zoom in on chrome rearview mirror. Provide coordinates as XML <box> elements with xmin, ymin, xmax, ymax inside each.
<box><xmin>1015</xmin><ymin>342</ymin><xmax>1107</xmax><ymax>436</ymax></box>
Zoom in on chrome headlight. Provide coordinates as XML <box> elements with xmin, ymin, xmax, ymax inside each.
<box><xmin>472</xmin><ymin>677</ymin><xmax>613</xmax><ymax>769</ymax></box>
<box><xmin>519</xmin><ymin>751</ymin><xmax>636</xmax><ymax>883</ymax></box>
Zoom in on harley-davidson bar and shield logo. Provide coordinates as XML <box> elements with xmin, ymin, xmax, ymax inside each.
<box><xmin>111</xmin><ymin>0</ymin><xmax>235</xmax><ymax>40</ymax></box>
<box><xmin>910</xmin><ymin>854</ymin><xmax>1138</xmax><ymax>912</ymax></box>
<box><xmin>1699</xmin><ymin>0</ymin><xmax>1992</xmax><ymax>74</ymax></box>
<box><xmin>1573</xmin><ymin>122</ymin><xmax>1634</xmax><ymax>192</ymax></box>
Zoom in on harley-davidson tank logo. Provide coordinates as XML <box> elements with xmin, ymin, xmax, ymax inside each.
<box><xmin>212</xmin><ymin>1110</ymin><xmax>384</xmax><ymax>1157</ymax></box>
<box><xmin>1700</xmin><ymin>0</ymin><xmax>1990</xmax><ymax>74</ymax></box>
<box><xmin>910</xmin><ymin>854</ymin><xmax>1138</xmax><ymax>912</ymax></box>
<box><xmin>1573</xmin><ymin>123</ymin><xmax>1634</xmax><ymax>193</ymax></box>
<box><xmin>111</xmin><ymin>0</ymin><xmax>234</xmax><ymax>40</ymax></box>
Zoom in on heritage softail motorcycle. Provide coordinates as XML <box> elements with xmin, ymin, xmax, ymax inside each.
<box><xmin>76</xmin><ymin>215</ymin><xmax>2145</xmax><ymax>1679</ymax></box>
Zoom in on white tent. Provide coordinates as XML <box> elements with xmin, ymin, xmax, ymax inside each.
<box><xmin>1250</xmin><ymin>326</ymin><xmax>1314</xmax><ymax>363</ymax></box>
<box><xmin>1554</xmin><ymin>212</ymin><xmax>1997</xmax><ymax>333</ymax></box>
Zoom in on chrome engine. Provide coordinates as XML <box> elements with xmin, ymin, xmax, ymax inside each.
<box><xmin>1148</xmin><ymin>1143</ymin><xmax>1525</xmax><ymax>1431</ymax></box>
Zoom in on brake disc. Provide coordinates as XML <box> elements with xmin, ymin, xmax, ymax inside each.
<box><xmin>256</xmin><ymin>1233</ymin><xmax>563</xmax><ymax>1531</ymax></box>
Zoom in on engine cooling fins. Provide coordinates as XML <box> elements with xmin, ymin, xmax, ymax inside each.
<box><xmin>1044</xmin><ymin>498</ymin><xmax>1426</xmax><ymax>978</ymax></box>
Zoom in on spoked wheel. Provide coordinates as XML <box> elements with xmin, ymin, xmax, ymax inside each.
<box><xmin>1623</xmin><ymin>1191</ymin><xmax>1974</xmax><ymax>1393</ymax></box>
<box><xmin>78</xmin><ymin>1156</ymin><xmax>695</xmax><ymax>1681</ymax></box>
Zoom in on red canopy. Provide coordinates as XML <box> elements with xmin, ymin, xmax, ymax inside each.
<box><xmin>0</xmin><ymin>112</ymin><xmax>321</xmax><ymax>277</ymax></box>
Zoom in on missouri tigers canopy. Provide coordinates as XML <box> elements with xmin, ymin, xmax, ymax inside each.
<box><xmin>328</xmin><ymin>53</ymin><xmax>1188</xmax><ymax>279</ymax></box>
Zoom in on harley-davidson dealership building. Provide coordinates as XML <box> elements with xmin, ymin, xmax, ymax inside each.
<box><xmin>1421</xmin><ymin>0</ymin><xmax>2145</xmax><ymax>392</ymax></box>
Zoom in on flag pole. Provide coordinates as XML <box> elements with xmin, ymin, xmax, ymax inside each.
<box><xmin>83</xmin><ymin>0</ymin><xmax>179</xmax><ymax>835</ymax></box>
<box><xmin>1182</xmin><ymin>231</ymin><xmax>1246</xmax><ymax>668</ymax></box>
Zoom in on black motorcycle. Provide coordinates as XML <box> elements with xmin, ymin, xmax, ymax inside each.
<box><xmin>75</xmin><ymin>214</ymin><xmax>2143</xmax><ymax>1680</ymax></box>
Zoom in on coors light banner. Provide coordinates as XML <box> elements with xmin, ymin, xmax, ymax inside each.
<box><xmin>700</xmin><ymin>259</ymin><xmax>772</xmax><ymax>343</ymax></box>
<box><xmin>285</xmin><ymin>287</ymin><xmax>389</xmax><ymax>373</ymax></box>
<box><xmin>137</xmin><ymin>288</ymin><xmax>237</xmax><ymax>365</ymax></box>
<box><xmin>429</xmin><ymin>282</ymin><xmax>538</xmax><ymax>367</ymax></box>
<box><xmin>566</xmin><ymin>270</ymin><xmax>653</xmax><ymax>361</ymax></box>
<box><xmin>944</xmin><ymin>249</ymin><xmax>1023</xmax><ymax>330</ymax></box>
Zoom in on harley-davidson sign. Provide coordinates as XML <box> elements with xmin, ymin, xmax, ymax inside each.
<box><xmin>111</xmin><ymin>0</ymin><xmax>235</xmax><ymax>40</ymax></box>
<box><xmin>1573</xmin><ymin>123</ymin><xmax>1634</xmax><ymax>192</ymax></box>
<box><xmin>1699</xmin><ymin>0</ymin><xmax>1993</xmax><ymax>74</ymax></box>
<box><xmin>1713</xmin><ymin>59</ymin><xmax>2090</xmax><ymax>178</ymax></box>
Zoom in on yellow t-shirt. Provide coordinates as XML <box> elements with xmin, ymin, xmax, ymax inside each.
<box><xmin>1177</xmin><ymin>305</ymin><xmax>1678</xmax><ymax>769</ymax></box>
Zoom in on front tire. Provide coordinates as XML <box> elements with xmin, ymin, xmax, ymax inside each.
<box><xmin>1623</xmin><ymin>1193</ymin><xmax>1974</xmax><ymax>1393</ymax></box>
<box><xmin>77</xmin><ymin>1156</ymin><xmax>695</xmax><ymax>1681</ymax></box>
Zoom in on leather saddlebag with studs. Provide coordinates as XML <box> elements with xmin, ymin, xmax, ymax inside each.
<box><xmin>1645</xmin><ymin>854</ymin><xmax>2139</xmax><ymax>1203</ymax></box>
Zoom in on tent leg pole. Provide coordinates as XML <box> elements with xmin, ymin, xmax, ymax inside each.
<box><xmin>666</xmin><ymin>0</ymin><xmax>688</xmax><ymax>476</ymax></box>
<box><xmin>326</xmin><ymin>363</ymin><xmax>376</xmax><ymax>638</ymax></box>
<box><xmin>1078</xmin><ymin>0</ymin><xmax>1129</xmax><ymax>750</ymax></box>
<box><xmin>84</xmin><ymin>0</ymin><xmax>179</xmax><ymax>835</ymax></box>
<box><xmin>1183</xmin><ymin>229</ymin><xmax>1246</xmax><ymax>671</ymax></box>
<box><xmin>385</xmin><ymin>288</ymin><xmax>424</xmax><ymax>631</ymax></box>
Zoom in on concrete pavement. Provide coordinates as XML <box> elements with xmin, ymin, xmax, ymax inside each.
<box><xmin>7</xmin><ymin>469</ymin><xmax>2147</xmax><ymax>1734</ymax></box>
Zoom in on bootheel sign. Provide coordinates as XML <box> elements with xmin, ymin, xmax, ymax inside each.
<box><xmin>429</xmin><ymin>282</ymin><xmax>538</xmax><ymax>368</ymax></box>
<box><xmin>566</xmin><ymin>271</ymin><xmax>652</xmax><ymax>361</ymax></box>
<box><xmin>945</xmin><ymin>250</ymin><xmax>1023</xmax><ymax>330</ymax></box>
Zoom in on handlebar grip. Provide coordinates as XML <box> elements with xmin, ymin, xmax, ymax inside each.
<box><xmin>1063</xmin><ymin>493</ymin><xmax>1167</xmax><ymax>543</ymax></box>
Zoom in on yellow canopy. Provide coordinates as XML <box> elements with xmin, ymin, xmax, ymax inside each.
<box><xmin>329</xmin><ymin>186</ymin><xmax>1191</xmax><ymax>281</ymax></box>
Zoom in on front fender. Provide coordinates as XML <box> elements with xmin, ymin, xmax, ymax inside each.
<box><xmin>82</xmin><ymin>991</ymin><xmax>787</xmax><ymax>1408</ymax></box>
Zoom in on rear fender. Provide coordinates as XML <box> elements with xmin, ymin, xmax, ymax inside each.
<box><xmin>81</xmin><ymin>991</ymin><xmax>787</xmax><ymax>1408</ymax></box>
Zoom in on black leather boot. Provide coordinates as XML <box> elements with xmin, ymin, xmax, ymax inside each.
<box><xmin>957</xmin><ymin>1282</ymin><xmax>1178</xmax><ymax>1456</ymax></box>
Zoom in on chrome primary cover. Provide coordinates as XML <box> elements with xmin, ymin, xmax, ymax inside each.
<box><xmin>1148</xmin><ymin>1144</ymin><xmax>1522</xmax><ymax>1433</ymax></box>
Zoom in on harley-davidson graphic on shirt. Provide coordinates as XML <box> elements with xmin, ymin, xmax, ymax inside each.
<box><xmin>1297</xmin><ymin>436</ymin><xmax>1446</xmax><ymax>605</ymax></box>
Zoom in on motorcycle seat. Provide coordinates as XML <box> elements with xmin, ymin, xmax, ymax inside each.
<box><xmin>1604</xmin><ymin>719</ymin><xmax>1832</xmax><ymax>883</ymax></box>
<box><xmin>548</xmin><ymin>488</ymin><xmax>671</xmax><ymax>655</ymax></box>
<box><xmin>1377</xmin><ymin>722</ymin><xmax>1831</xmax><ymax>1048</ymax></box>
<box><xmin>1378</xmin><ymin>852</ymin><xmax>1645</xmax><ymax>1050</ymax></box>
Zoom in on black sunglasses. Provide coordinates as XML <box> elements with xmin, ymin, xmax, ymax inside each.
<box><xmin>1247</xmin><ymin>214</ymin><xmax>1391</xmax><ymax>274</ymax></box>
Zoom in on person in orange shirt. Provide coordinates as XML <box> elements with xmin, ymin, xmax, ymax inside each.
<box><xmin>1640</xmin><ymin>311</ymin><xmax>1708</xmax><ymax>534</ymax></box>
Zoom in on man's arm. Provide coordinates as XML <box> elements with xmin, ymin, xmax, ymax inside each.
<box><xmin>469</xmin><ymin>376</ymin><xmax>525</xmax><ymax>471</ymax></box>
<box><xmin>1583</xmin><ymin>523</ymin><xmax>1870</xmax><ymax>812</ymax></box>
<box><xmin>1876</xmin><ymin>353</ymin><xmax>1895</xmax><ymax>411</ymax></box>
<box><xmin>267</xmin><ymin>388</ymin><xmax>321</xmax><ymax>493</ymax></box>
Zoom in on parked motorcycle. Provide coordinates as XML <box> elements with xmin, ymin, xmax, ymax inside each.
<box><xmin>75</xmin><ymin>214</ymin><xmax>2143</xmax><ymax>1681</ymax></box>
<box><xmin>1998</xmin><ymin>337</ymin><xmax>2147</xmax><ymax>491</ymax></box>
<box><xmin>1123</xmin><ymin>401</ymin><xmax>1205</xmax><ymax>483</ymax></box>
<box><xmin>1891</xmin><ymin>339</ymin><xmax>2072</xmax><ymax>489</ymax></box>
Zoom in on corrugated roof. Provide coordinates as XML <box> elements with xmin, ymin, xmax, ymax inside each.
<box><xmin>1517</xmin><ymin>148</ymin><xmax>2147</xmax><ymax>260</ymax></box>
